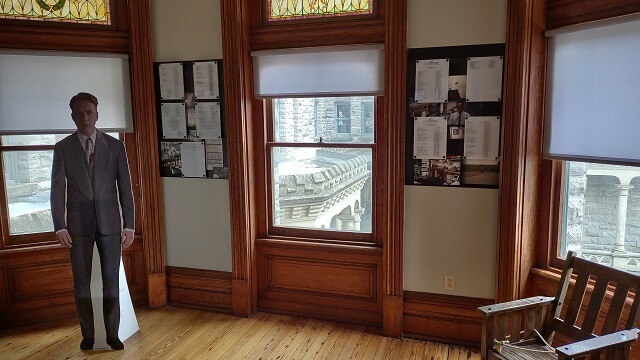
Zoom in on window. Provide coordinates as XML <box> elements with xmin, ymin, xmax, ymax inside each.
<box><xmin>558</xmin><ymin>161</ymin><xmax>640</xmax><ymax>274</ymax></box>
<box><xmin>335</xmin><ymin>102</ymin><xmax>351</xmax><ymax>134</ymax></box>
<box><xmin>545</xmin><ymin>17</ymin><xmax>640</xmax><ymax>272</ymax></box>
<box><xmin>269</xmin><ymin>96</ymin><xmax>375</xmax><ymax>241</ymax></box>
<box><xmin>267</xmin><ymin>0</ymin><xmax>373</xmax><ymax>22</ymax></box>
<box><xmin>0</xmin><ymin>0</ymin><xmax>111</xmax><ymax>24</ymax></box>
<box><xmin>0</xmin><ymin>133</ymin><xmax>121</xmax><ymax>246</ymax></box>
<box><xmin>1</xmin><ymin>135</ymin><xmax>60</xmax><ymax>239</ymax></box>
<box><xmin>362</xmin><ymin>101</ymin><xmax>374</xmax><ymax>135</ymax></box>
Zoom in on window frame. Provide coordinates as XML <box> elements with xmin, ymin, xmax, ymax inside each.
<box><xmin>0</xmin><ymin>133</ymin><xmax>134</xmax><ymax>249</ymax></box>
<box><xmin>0</xmin><ymin>140</ymin><xmax>57</xmax><ymax>248</ymax></box>
<box><xmin>0</xmin><ymin>0</ymin><xmax>120</xmax><ymax>29</ymax></box>
<box><xmin>261</xmin><ymin>0</ymin><xmax>380</xmax><ymax>25</ymax></box>
<box><xmin>263</xmin><ymin>97</ymin><xmax>379</xmax><ymax>245</ymax></box>
<box><xmin>541</xmin><ymin>10</ymin><xmax>640</xmax><ymax>273</ymax></box>
<box><xmin>335</xmin><ymin>101</ymin><xmax>352</xmax><ymax>135</ymax></box>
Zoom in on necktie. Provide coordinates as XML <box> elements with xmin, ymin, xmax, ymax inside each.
<box><xmin>85</xmin><ymin>137</ymin><xmax>94</xmax><ymax>165</ymax></box>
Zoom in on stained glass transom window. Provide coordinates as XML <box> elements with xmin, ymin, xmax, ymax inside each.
<box><xmin>268</xmin><ymin>0</ymin><xmax>372</xmax><ymax>22</ymax></box>
<box><xmin>0</xmin><ymin>0</ymin><xmax>110</xmax><ymax>24</ymax></box>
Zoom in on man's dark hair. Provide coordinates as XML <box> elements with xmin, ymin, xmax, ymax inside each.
<box><xmin>69</xmin><ymin>92</ymin><xmax>98</xmax><ymax>110</ymax></box>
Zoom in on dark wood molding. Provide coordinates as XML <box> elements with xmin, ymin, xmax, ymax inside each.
<box><xmin>128</xmin><ymin>0</ymin><xmax>166</xmax><ymax>308</ymax></box>
<box><xmin>382</xmin><ymin>0</ymin><xmax>407</xmax><ymax>338</ymax></box>
<box><xmin>0</xmin><ymin>0</ymin><xmax>130</xmax><ymax>53</ymax></box>
<box><xmin>547</xmin><ymin>0</ymin><xmax>640</xmax><ymax>30</ymax></box>
<box><xmin>0</xmin><ymin>243</ymin><xmax>147</xmax><ymax>328</ymax></box>
<box><xmin>166</xmin><ymin>267</ymin><xmax>232</xmax><ymax>313</ymax></box>
<box><xmin>220</xmin><ymin>0</ymin><xmax>257</xmax><ymax>318</ymax></box>
<box><xmin>403</xmin><ymin>291</ymin><xmax>494</xmax><ymax>348</ymax></box>
<box><xmin>256</xmin><ymin>239</ymin><xmax>383</xmax><ymax>327</ymax></box>
<box><xmin>497</xmin><ymin>0</ymin><xmax>548</xmax><ymax>303</ymax></box>
<box><xmin>249</xmin><ymin>20</ymin><xmax>385</xmax><ymax>51</ymax></box>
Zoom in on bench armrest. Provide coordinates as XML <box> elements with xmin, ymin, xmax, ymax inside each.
<box><xmin>555</xmin><ymin>329</ymin><xmax>639</xmax><ymax>358</ymax></box>
<box><xmin>478</xmin><ymin>296</ymin><xmax>555</xmax><ymax>317</ymax></box>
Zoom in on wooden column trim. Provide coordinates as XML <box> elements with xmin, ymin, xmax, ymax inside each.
<box><xmin>382</xmin><ymin>0</ymin><xmax>407</xmax><ymax>337</ymax></box>
<box><xmin>220</xmin><ymin>0</ymin><xmax>256</xmax><ymax>317</ymax></box>
<box><xmin>128</xmin><ymin>0</ymin><xmax>167</xmax><ymax>308</ymax></box>
<box><xmin>497</xmin><ymin>0</ymin><xmax>547</xmax><ymax>303</ymax></box>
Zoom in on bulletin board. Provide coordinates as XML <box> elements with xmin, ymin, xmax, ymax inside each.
<box><xmin>405</xmin><ymin>43</ymin><xmax>505</xmax><ymax>188</ymax></box>
<box><xmin>153</xmin><ymin>60</ymin><xmax>228</xmax><ymax>179</ymax></box>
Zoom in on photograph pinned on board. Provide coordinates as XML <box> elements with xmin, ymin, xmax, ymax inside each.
<box><xmin>413</xmin><ymin>156</ymin><xmax>462</xmax><ymax>186</ymax></box>
<box><xmin>462</xmin><ymin>159</ymin><xmax>500</xmax><ymax>186</ymax></box>
<box><xmin>429</xmin><ymin>156</ymin><xmax>462</xmax><ymax>186</ymax></box>
<box><xmin>445</xmin><ymin>101</ymin><xmax>485</xmax><ymax>126</ymax></box>
<box><xmin>184</xmin><ymin>92</ymin><xmax>200</xmax><ymax>141</ymax></box>
<box><xmin>160</xmin><ymin>142</ymin><xmax>182</xmax><ymax>177</ymax></box>
<box><xmin>410</xmin><ymin>102</ymin><xmax>444</xmax><ymax>118</ymax></box>
<box><xmin>210</xmin><ymin>167</ymin><xmax>229</xmax><ymax>179</ymax></box>
<box><xmin>448</xmin><ymin>75</ymin><xmax>467</xmax><ymax>101</ymax></box>
<box><xmin>449</xmin><ymin>126</ymin><xmax>464</xmax><ymax>140</ymax></box>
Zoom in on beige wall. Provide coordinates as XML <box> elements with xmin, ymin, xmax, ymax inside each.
<box><xmin>149</xmin><ymin>0</ymin><xmax>507</xmax><ymax>287</ymax></box>
<box><xmin>151</xmin><ymin>0</ymin><xmax>231</xmax><ymax>271</ymax></box>
<box><xmin>403</xmin><ymin>0</ymin><xmax>506</xmax><ymax>299</ymax></box>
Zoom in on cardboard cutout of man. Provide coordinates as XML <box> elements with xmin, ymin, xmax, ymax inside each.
<box><xmin>51</xmin><ymin>92</ymin><xmax>135</xmax><ymax>351</ymax></box>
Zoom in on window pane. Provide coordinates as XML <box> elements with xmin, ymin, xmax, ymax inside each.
<box><xmin>268</xmin><ymin>0</ymin><xmax>372</xmax><ymax>21</ymax></box>
<box><xmin>272</xmin><ymin>147</ymin><xmax>372</xmax><ymax>233</ymax></box>
<box><xmin>562</xmin><ymin>161</ymin><xmax>640</xmax><ymax>274</ymax></box>
<box><xmin>273</xmin><ymin>97</ymin><xmax>374</xmax><ymax>144</ymax></box>
<box><xmin>0</xmin><ymin>0</ymin><xmax>111</xmax><ymax>24</ymax></box>
<box><xmin>3</xmin><ymin>150</ymin><xmax>54</xmax><ymax>235</ymax></box>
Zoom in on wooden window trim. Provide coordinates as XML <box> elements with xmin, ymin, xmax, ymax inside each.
<box><xmin>0</xmin><ymin>143</ymin><xmax>56</xmax><ymax>249</ymax></box>
<box><xmin>221</xmin><ymin>0</ymin><xmax>406</xmax><ymax>336</ymax></box>
<box><xmin>260</xmin><ymin>0</ymin><xmax>381</xmax><ymax>25</ymax></box>
<box><xmin>502</xmin><ymin>0</ymin><xmax>640</xmax><ymax>302</ymax></box>
<box><xmin>0</xmin><ymin>0</ymin><xmax>129</xmax><ymax>53</ymax></box>
<box><xmin>0</xmin><ymin>0</ymin><xmax>167</xmax><ymax>307</ymax></box>
<box><xmin>0</xmin><ymin>0</ymin><xmax>121</xmax><ymax>29</ymax></box>
<box><xmin>263</xmin><ymin>97</ymin><xmax>378</xmax><ymax>245</ymax></box>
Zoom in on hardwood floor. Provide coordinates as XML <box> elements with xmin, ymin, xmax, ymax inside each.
<box><xmin>0</xmin><ymin>306</ymin><xmax>481</xmax><ymax>359</ymax></box>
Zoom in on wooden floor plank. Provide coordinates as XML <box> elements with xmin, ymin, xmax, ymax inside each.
<box><xmin>324</xmin><ymin>324</ymin><xmax>355</xmax><ymax>359</ymax></box>
<box><xmin>346</xmin><ymin>329</ymin><xmax>373</xmax><ymax>360</ymax></box>
<box><xmin>398</xmin><ymin>338</ymin><xmax>416</xmax><ymax>360</ymax></box>
<box><xmin>261</xmin><ymin>318</ymin><xmax>310</xmax><ymax>360</ymax></box>
<box><xmin>284</xmin><ymin>319</ymin><xmax>328</xmax><ymax>360</ymax></box>
<box><xmin>0</xmin><ymin>306</ymin><xmax>480</xmax><ymax>360</ymax></box>
<box><xmin>242</xmin><ymin>315</ymin><xmax>302</xmax><ymax>360</ymax></box>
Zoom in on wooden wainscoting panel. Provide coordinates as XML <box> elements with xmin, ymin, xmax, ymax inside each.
<box><xmin>166</xmin><ymin>267</ymin><xmax>232</xmax><ymax>313</ymax></box>
<box><xmin>5</xmin><ymin>261</ymin><xmax>74</xmax><ymax>302</ymax></box>
<box><xmin>0</xmin><ymin>247</ymin><xmax>75</xmax><ymax>328</ymax></box>
<box><xmin>403</xmin><ymin>291</ymin><xmax>494</xmax><ymax>347</ymax></box>
<box><xmin>256</xmin><ymin>239</ymin><xmax>383</xmax><ymax>327</ymax></box>
<box><xmin>123</xmin><ymin>240</ymin><xmax>148</xmax><ymax>306</ymax></box>
<box><xmin>265</xmin><ymin>256</ymin><xmax>376</xmax><ymax>301</ymax></box>
<box><xmin>0</xmin><ymin>241</ymin><xmax>148</xmax><ymax>328</ymax></box>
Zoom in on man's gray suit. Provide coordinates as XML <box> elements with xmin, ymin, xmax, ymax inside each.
<box><xmin>51</xmin><ymin>130</ymin><xmax>134</xmax><ymax>339</ymax></box>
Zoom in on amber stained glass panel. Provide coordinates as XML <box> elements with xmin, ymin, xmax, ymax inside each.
<box><xmin>268</xmin><ymin>0</ymin><xmax>372</xmax><ymax>21</ymax></box>
<box><xmin>0</xmin><ymin>0</ymin><xmax>110</xmax><ymax>24</ymax></box>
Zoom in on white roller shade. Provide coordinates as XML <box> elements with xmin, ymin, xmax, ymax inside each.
<box><xmin>0</xmin><ymin>51</ymin><xmax>133</xmax><ymax>134</ymax></box>
<box><xmin>252</xmin><ymin>44</ymin><xmax>384</xmax><ymax>98</ymax></box>
<box><xmin>545</xmin><ymin>17</ymin><xmax>640</xmax><ymax>164</ymax></box>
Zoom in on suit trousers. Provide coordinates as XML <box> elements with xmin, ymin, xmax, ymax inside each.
<box><xmin>69</xmin><ymin>231</ymin><xmax>121</xmax><ymax>339</ymax></box>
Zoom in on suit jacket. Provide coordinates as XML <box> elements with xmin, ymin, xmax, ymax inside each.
<box><xmin>51</xmin><ymin>131</ymin><xmax>135</xmax><ymax>237</ymax></box>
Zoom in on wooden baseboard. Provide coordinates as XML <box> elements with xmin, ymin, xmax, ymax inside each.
<box><xmin>166</xmin><ymin>266</ymin><xmax>232</xmax><ymax>313</ymax></box>
<box><xmin>403</xmin><ymin>291</ymin><xmax>494</xmax><ymax>348</ymax></box>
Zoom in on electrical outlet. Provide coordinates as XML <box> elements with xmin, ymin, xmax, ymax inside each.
<box><xmin>444</xmin><ymin>276</ymin><xmax>455</xmax><ymax>291</ymax></box>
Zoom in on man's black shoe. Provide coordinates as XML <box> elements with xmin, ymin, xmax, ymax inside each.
<box><xmin>80</xmin><ymin>338</ymin><xmax>94</xmax><ymax>351</ymax></box>
<box><xmin>107</xmin><ymin>337</ymin><xmax>124</xmax><ymax>350</ymax></box>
